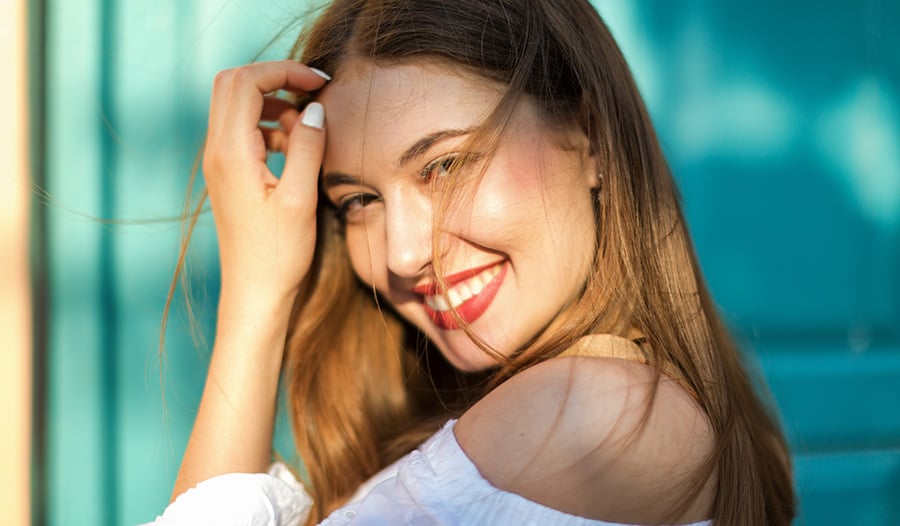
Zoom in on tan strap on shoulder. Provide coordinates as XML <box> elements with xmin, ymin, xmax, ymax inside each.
<box><xmin>559</xmin><ymin>334</ymin><xmax>650</xmax><ymax>363</ymax></box>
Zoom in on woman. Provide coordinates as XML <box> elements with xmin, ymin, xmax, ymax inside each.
<box><xmin>153</xmin><ymin>0</ymin><xmax>795</xmax><ymax>524</ymax></box>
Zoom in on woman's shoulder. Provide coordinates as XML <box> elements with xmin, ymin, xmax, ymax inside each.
<box><xmin>454</xmin><ymin>335</ymin><xmax>715</xmax><ymax>523</ymax></box>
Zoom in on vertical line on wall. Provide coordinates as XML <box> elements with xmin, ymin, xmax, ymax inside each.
<box><xmin>28</xmin><ymin>0</ymin><xmax>48</xmax><ymax>522</ymax></box>
<box><xmin>98</xmin><ymin>0</ymin><xmax>119</xmax><ymax>523</ymax></box>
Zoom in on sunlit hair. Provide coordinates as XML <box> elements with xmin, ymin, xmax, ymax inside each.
<box><xmin>166</xmin><ymin>0</ymin><xmax>795</xmax><ymax>524</ymax></box>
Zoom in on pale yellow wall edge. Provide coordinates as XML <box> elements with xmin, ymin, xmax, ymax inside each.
<box><xmin>0</xmin><ymin>0</ymin><xmax>32</xmax><ymax>524</ymax></box>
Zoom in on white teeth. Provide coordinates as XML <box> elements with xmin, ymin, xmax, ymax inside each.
<box><xmin>448</xmin><ymin>288</ymin><xmax>462</xmax><ymax>306</ymax></box>
<box><xmin>458</xmin><ymin>283</ymin><xmax>473</xmax><ymax>301</ymax></box>
<box><xmin>426</xmin><ymin>295</ymin><xmax>450</xmax><ymax>311</ymax></box>
<box><xmin>424</xmin><ymin>263</ymin><xmax>503</xmax><ymax>312</ymax></box>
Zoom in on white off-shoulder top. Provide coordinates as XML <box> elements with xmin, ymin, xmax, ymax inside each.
<box><xmin>146</xmin><ymin>419</ymin><xmax>711</xmax><ymax>526</ymax></box>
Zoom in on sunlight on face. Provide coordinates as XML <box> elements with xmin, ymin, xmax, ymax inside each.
<box><xmin>319</xmin><ymin>60</ymin><xmax>598</xmax><ymax>371</ymax></box>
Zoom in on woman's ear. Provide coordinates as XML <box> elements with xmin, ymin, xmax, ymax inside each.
<box><xmin>579</xmin><ymin>137</ymin><xmax>602</xmax><ymax>190</ymax></box>
<box><xmin>586</xmin><ymin>148</ymin><xmax>602</xmax><ymax>190</ymax></box>
<box><xmin>589</xmin><ymin>170</ymin><xmax>602</xmax><ymax>190</ymax></box>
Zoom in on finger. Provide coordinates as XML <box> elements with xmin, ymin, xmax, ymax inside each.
<box><xmin>258</xmin><ymin>104</ymin><xmax>301</xmax><ymax>153</ymax></box>
<box><xmin>277</xmin><ymin>102</ymin><xmax>326</xmax><ymax>213</ymax></box>
<box><xmin>260</xmin><ymin>95</ymin><xmax>299</xmax><ymax>123</ymax></box>
<box><xmin>224</xmin><ymin>61</ymin><xmax>329</xmax><ymax>135</ymax></box>
<box><xmin>259</xmin><ymin>125</ymin><xmax>289</xmax><ymax>154</ymax></box>
<box><xmin>279</xmin><ymin>108</ymin><xmax>300</xmax><ymax>134</ymax></box>
<box><xmin>208</xmin><ymin>69</ymin><xmax>237</xmax><ymax>141</ymax></box>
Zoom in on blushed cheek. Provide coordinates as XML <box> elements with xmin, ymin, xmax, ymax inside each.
<box><xmin>468</xmin><ymin>158</ymin><xmax>547</xmax><ymax>232</ymax></box>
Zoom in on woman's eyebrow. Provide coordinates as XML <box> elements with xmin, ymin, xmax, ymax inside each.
<box><xmin>322</xmin><ymin>171</ymin><xmax>361</xmax><ymax>189</ymax></box>
<box><xmin>397</xmin><ymin>127</ymin><xmax>475</xmax><ymax>167</ymax></box>
<box><xmin>322</xmin><ymin>127</ymin><xmax>477</xmax><ymax>188</ymax></box>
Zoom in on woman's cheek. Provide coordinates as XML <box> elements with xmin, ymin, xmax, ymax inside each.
<box><xmin>346</xmin><ymin>227</ymin><xmax>379</xmax><ymax>288</ymax></box>
<box><xmin>469</xmin><ymin>164</ymin><xmax>545</xmax><ymax>235</ymax></box>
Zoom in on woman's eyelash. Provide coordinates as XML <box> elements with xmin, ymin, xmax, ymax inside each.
<box><xmin>334</xmin><ymin>193</ymin><xmax>380</xmax><ymax>222</ymax></box>
<box><xmin>420</xmin><ymin>152</ymin><xmax>482</xmax><ymax>181</ymax></box>
<box><xmin>421</xmin><ymin>154</ymin><xmax>458</xmax><ymax>180</ymax></box>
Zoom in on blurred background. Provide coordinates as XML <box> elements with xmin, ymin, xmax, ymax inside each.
<box><xmin>2</xmin><ymin>0</ymin><xmax>898</xmax><ymax>524</ymax></box>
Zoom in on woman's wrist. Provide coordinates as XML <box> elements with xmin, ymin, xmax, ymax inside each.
<box><xmin>213</xmin><ymin>286</ymin><xmax>298</xmax><ymax>363</ymax></box>
<box><xmin>217</xmin><ymin>285</ymin><xmax>297</xmax><ymax>322</ymax></box>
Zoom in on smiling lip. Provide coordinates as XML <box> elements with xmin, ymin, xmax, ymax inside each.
<box><xmin>415</xmin><ymin>261</ymin><xmax>508</xmax><ymax>331</ymax></box>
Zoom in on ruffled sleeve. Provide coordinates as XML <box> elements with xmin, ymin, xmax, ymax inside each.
<box><xmin>143</xmin><ymin>462</ymin><xmax>312</xmax><ymax>526</ymax></box>
<box><xmin>145</xmin><ymin>422</ymin><xmax>711</xmax><ymax>526</ymax></box>
<box><xmin>317</xmin><ymin>420</ymin><xmax>695</xmax><ymax>526</ymax></box>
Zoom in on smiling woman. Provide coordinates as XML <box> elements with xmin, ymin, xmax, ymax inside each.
<box><xmin>148</xmin><ymin>1</ymin><xmax>795</xmax><ymax>525</ymax></box>
<box><xmin>318</xmin><ymin>62</ymin><xmax>598</xmax><ymax>371</ymax></box>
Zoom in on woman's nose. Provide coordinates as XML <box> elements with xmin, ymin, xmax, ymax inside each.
<box><xmin>384</xmin><ymin>195</ymin><xmax>434</xmax><ymax>279</ymax></box>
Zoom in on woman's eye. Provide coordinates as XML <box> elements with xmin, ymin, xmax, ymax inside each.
<box><xmin>421</xmin><ymin>154</ymin><xmax>457</xmax><ymax>181</ymax></box>
<box><xmin>335</xmin><ymin>193</ymin><xmax>380</xmax><ymax>222</ymax></box>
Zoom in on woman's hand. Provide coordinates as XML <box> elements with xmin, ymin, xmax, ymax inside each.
<box><xmin>203</xmin><ymin>60</ymin><xmax>329</xmax><ymax>303</ymax></box>
<box><xmin>172</xmin><ymin>61</ymin><xmax>329</xmax><ymax>500</ymax></box>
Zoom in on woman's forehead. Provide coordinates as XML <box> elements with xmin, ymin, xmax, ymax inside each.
<box><xmin>317</xmin><ymin>61</ymin><xmax>508</xmax><ymax>167</ymax></box>
<box><xmin>321</xmin><ymin>61</ymin><xmax>501</xmax><ymax>128</ymax></box>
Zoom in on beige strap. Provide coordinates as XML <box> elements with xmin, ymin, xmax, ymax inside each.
<box><xmin>559</xmin><ymin>334</ymin><xmax>650</xmax><ymax>362</ymax></box>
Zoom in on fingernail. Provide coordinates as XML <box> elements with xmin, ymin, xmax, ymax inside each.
<box><xmin>301</xmin><ymin>102</ymin><xmax>325</xmax><ymax>129</ymax></box>
<box><xmin>309</xmin><ymin>67</ymin><xmax>332</xmax><ymax>81</ymax></box>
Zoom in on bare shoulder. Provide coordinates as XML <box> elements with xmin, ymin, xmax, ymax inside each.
<box><xmin>455</xmin><ymin>341</ymin><xmax>715</xmax><ymax>523</ymax></box>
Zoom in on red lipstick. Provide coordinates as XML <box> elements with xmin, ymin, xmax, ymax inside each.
<box><xmin>420</xmin><ymin>261</ymin><xmax>508</xmax><ymax>330</ymax></box>
<box><xmin>412</xmin><ymin>261</ymin><xmax>505</xmax><ymax>296</ymax></box>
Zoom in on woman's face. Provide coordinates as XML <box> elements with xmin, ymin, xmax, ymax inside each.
<box><xmin>319</xmin><ymin>61</ymin><xmax>598</xmax><ymax>371</ymax></box>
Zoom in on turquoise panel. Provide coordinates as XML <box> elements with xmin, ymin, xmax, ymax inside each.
<box><xmin>45</xmin><ymin>0</ymin><xmax>108</xmax><ymax>523</ymax></box>
<box><xmin>41</xmin><ymin>1</ymin><xmax>899</xmax><ymax>525</ymax></box>
<box><xmin>44</xmin><ymin>1</ymin><xmax>314</xmax><ymax>524</ymax></box>
<box><xmin>755</xmin><ymin>344</ymin><xmax>900</xmax><ymax>452</ymax></box>
<box><xmin>619</xmin><ymin>0</ymin><xmax>900</xmax><ymax>335</ymax></box>
<box><xmin>794</xmin><ymin>451</ymin><xmax>900</xmax><ymax>525</ymax></box>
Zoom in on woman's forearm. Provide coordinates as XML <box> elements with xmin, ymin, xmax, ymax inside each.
<box><xmin>171</xmin><ymin>290</ymin><xmax>296</xmax><ymax>500</ymax></box>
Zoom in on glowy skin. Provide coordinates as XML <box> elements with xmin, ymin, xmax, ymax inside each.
<box><xmin>320</xmin><ymin>61</ymin><xmax>599</xmax><ymax>371</ymax></box>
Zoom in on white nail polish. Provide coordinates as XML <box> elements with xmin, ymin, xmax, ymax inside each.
<box><xmin>302</xmin><ymin>102</ymin><xmax>325</xmax><ymax>129</ymax></box>
<box><xmin>309</xmin><ymin>67</ymin><xmax>332</xmax><ymax>81</ymax></box>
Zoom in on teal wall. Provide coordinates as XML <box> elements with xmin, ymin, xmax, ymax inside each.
<box><xmin>38</xmin><ymin>1</ymin><xmax>899</xmax><ymax>524</ymax></box>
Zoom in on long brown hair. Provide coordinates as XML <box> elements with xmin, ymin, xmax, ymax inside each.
<box><xmin>169</xmin><ymin>0</ymin><xmax>795</xmax><ymax>523</ymax></box>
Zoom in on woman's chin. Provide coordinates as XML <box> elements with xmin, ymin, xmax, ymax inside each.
<box><xmin>431</xmin><ymin>334</ymin><xmax>508</xmax><ymax>373</ymax></box>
